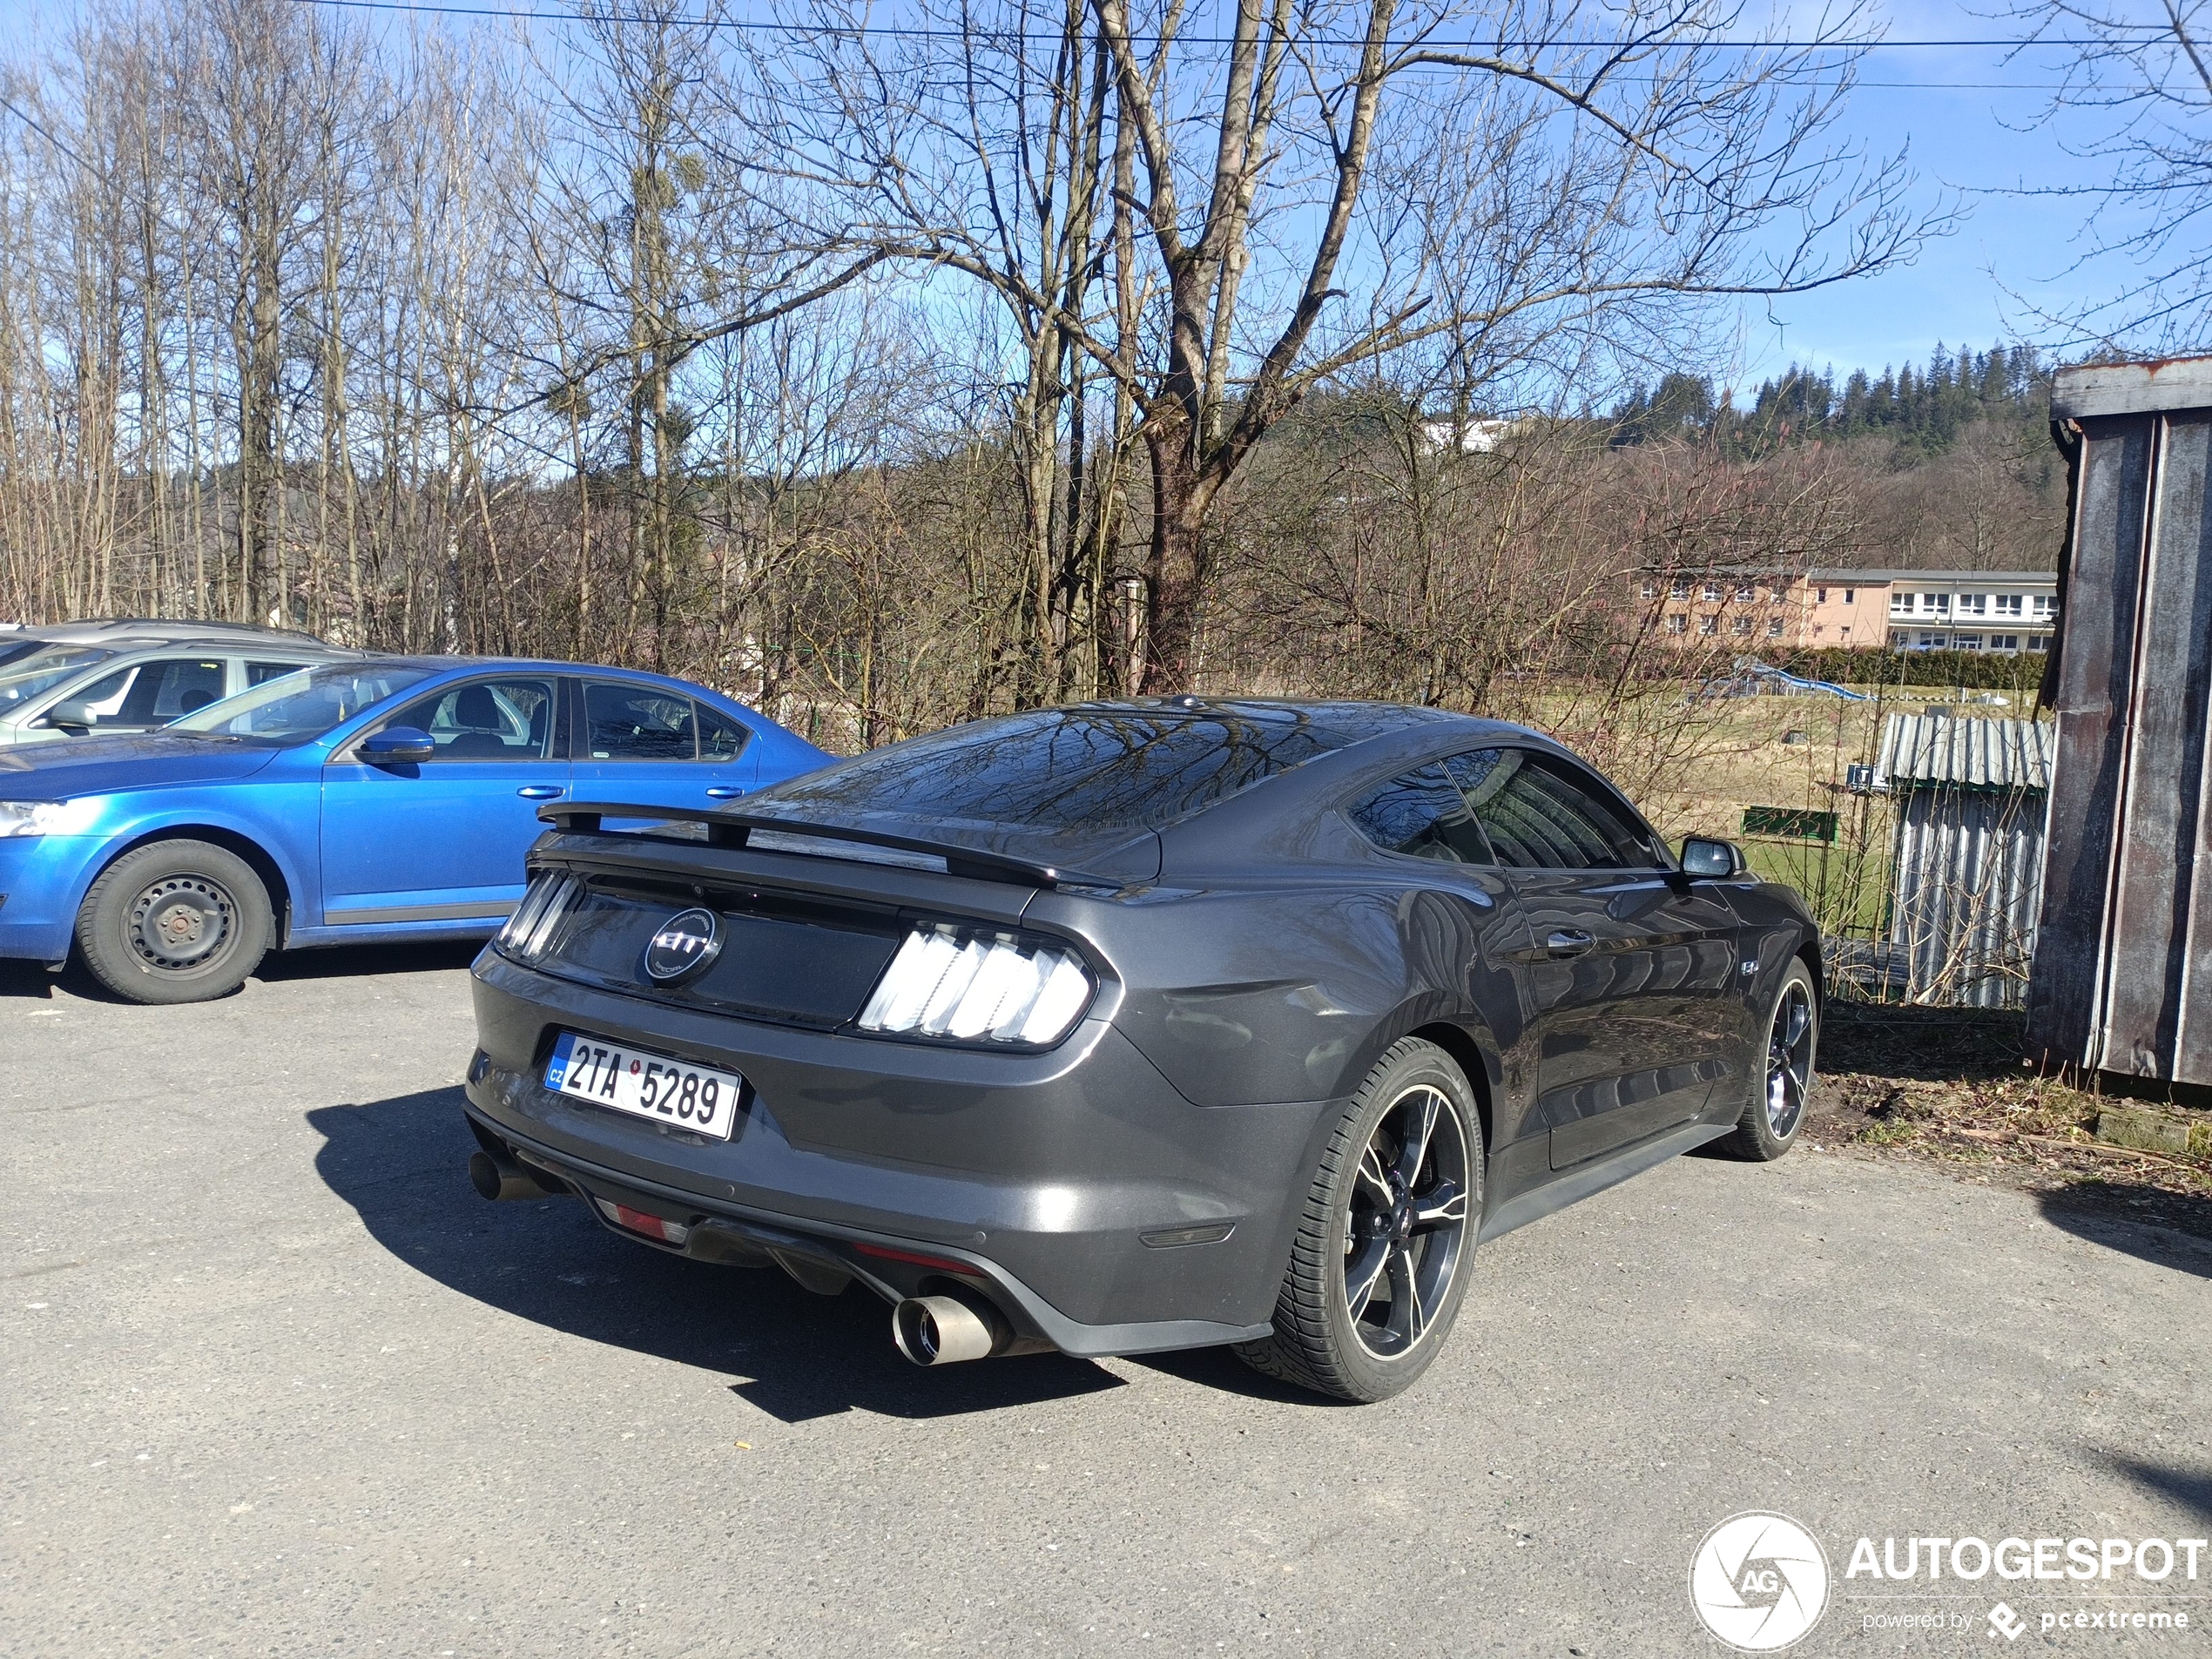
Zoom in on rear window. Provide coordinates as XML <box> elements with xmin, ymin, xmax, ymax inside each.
<box><xmin>756</xmin><ymin>706</ymin><xmax>1381</xmax><ymax>832</ymax></box>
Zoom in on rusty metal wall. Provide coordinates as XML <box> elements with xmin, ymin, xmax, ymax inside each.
<box><xmin>2027</xmin><ymin>359</ymin><xmax>2212</xmax><ymax>1082</ymax></box>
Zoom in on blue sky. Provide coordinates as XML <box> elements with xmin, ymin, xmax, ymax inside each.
<box><xmin>1724</xmin><ymin>0</ymin><xmax>2142</xmax><ymax>384</ymax></box>
<box><xmin>3</xmin><ymin>0</ymin><xmax>2149</xmax><ymax>389</ymax></box>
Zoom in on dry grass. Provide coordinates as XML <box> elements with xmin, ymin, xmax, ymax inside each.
<box><xmin>1808</xmin><ymin>1003</ymin><xmax>2212</xmax><ymax>1234</ymax></box>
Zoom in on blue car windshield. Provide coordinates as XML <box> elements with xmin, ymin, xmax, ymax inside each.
<box><xmin>170</xmin><ymin>663</ymin><xmax>435</xmax><ymax>744</ymax></box>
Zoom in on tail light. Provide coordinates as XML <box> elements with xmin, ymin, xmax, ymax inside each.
<box><xmin>857</xmin><ymin>924</ymin><xmax>1095</xmax><ymax>1047</ymax></box>
<box><xmin>496</xmin><ymin>871</ymin><xmax>580</xmax><ymax>964</ymax></box>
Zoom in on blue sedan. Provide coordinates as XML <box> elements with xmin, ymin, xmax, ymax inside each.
<box><xmin>0</xmin><ymin>658</ymin><xmax>831</xmax><ymax>1002</ymax></box>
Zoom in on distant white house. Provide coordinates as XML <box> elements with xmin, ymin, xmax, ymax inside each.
<box><xmin>1418</xmin><ymin>417</ymin><xmax>1515</xmax><ymax>454</ymax></box>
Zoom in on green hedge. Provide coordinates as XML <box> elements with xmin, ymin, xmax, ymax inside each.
<box><xmin>1768</xmin><ymin>646</ymin><xmax>2048</xmax><ymax>694</ymax></box>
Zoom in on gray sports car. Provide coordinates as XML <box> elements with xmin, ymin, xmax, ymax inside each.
<box><xmin>460</xmin><ymin>699</ymin><xmax>1820</xmax><ymax>1401</ymax></box>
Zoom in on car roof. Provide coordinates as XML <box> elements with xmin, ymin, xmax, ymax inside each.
<box><xmin>2</xmin><ymin>617</ymin><xmax>329</xmax><ymax>644</ymax></box>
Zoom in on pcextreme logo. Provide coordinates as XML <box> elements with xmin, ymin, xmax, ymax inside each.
<box><xmin>1689</xmin><ymin>1511</ymin><xmax>1833</xmax><ymax>1651</ymax></box>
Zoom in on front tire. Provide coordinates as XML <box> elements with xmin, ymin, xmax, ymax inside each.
<box><xmin>1235</xmin><ymin>1037</ymin><xmax>1483</xmax><ymax>1403</ymax></box>
<box><xmin>1714</xmin><ymin>960</ymin><xmax>1817</xmax><ymax>1161</ymax></box>
<box><xmin>74</xmin><ymin>840</ymin><xmax>272</xmax><ymax>1005</ymax></box>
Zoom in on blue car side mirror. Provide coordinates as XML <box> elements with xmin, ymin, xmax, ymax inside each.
<box><xmin>361</xmin><ymin>725</ymin><xmax>436</xmax><ymax>765</ymax></box>
<box><xmin>1679</xmin><ymin>837</ymin><xmax>1744</xmax><ymax>879</ymax></box>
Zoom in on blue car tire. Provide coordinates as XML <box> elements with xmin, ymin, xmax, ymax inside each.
<box><xmin>74</xmin><ymin>840</ymin><xmax>272</xmax><ymax>1005</ymax></box>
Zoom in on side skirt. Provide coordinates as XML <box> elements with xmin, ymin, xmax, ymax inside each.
<box><xmin>1476</xmin><ymin>1119</ymin><xmax>1733</xmax><ymax>1245</ymax></box>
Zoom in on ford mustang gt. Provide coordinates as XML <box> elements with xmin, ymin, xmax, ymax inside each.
<box><xmin>460</xmin><ymin>698</ymin><xmax>1820</xmax><ymax>1401</ymax></box>
<box><xmin>0</xmin><ymin>658</ymin><xmax>829</xmax><ymax>1003</ymax></box>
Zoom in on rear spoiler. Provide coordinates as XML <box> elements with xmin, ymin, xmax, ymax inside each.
<box><xmin>537</xmin><ymin>801</ymin><xmax>1109</xmax><ymax>891</ymax></box>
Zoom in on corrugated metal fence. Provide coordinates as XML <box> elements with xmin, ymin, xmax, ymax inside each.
<box><xmin>1875</xmin><ymin>714</ymin><xmax>2052</xmax><ymax>1008</ymax></box>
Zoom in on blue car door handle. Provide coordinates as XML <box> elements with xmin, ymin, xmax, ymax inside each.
<box><xmin>705</xmin><ymin>786</ymin><xmax>745</xmax><ymax>799</ymax></box>
<box><xmin>516</xmin><ymin>785</ymin><xmax>564</xmax><ymax>800</ymax></box>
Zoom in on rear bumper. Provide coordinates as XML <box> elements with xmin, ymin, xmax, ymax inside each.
<box><xmin>463</xmin><ymin>950</ymin><xmax>1332</xmax><ymax>1353</ymax></box>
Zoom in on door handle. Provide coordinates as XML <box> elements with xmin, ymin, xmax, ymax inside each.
<box><xmin>516</xmin><ymin>785</ymin><xmax>564</xmax><ymax>800</ymax></box>
<box><xmin>705</xmin><ymin>786</ymin><xmax>745</xmax><ymax>799</ymax></box>
<box><xmin>1545</xmin><ymin>929</ymin><xmax>1596</xmax><ymax>956</ymax></box>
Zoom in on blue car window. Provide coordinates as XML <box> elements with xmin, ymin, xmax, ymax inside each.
<box><xmin>172</xmin><ymin>664</ymin><xmax>436</xmax><ymax>742</ymax></box>
<box><xmin>583</xmin><ymin>682</ymin><xmax>697</xmax><ymax>761</ymax></box>
<box><xmin>386</xmin><ymin>679</ymin><xmax>556</xmax><ymax>761</ymax></box>
<box><xmin>698</xmin><ymin>705</ymin><xmax>749</xmax><ymax>762</ymax></box>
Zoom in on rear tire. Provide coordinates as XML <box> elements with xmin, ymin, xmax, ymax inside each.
<box><xmin>1714</xmin><ymin>960</ymin><xmax>1817</xmax><ymax>1161</ymax></box>
<box><xmin>74</xmin><ymin>840</ymin><xmax>272</xmax><ymax>1005</ymax></box>
<box><xmin>1235</xmin><ymin>1037</ymin><xmax>1483</xmax><ymax>1403</ymax></box>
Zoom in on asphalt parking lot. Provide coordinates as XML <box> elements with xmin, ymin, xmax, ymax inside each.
<box><xmin>5</xmin><ymin>948</ymin><xmax>2209</xmax><ymax>1657</ymax></box>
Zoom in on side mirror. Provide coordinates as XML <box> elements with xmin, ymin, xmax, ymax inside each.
<box><xmin>361</xmin><ymin>725</ymin><xmax>435</xmax><ymax>765</ymax></box>
<box><xmin>1679</xmin><ymin>836</ymin><xmax>1745</xmax><ymax>879</ymax></box>
<box><xmin>39</xmin><ymin>699</ymin><xmax>95</xmax><ymax>731</ymax></box>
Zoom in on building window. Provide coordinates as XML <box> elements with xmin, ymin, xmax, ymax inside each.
<box><xmin>1698</xmin><ymin>615</ymin><xmax>1719</xmax><ymax>637</ymax></box>
<box><xmin>1993</xmin><ymin>634</ymin><xmax>2020</xmax><ymax>651</ymax></box>
<box><xmin>1702</xmin><ymin>583</ymin><xmax>1723</xmax><ymax>603</ymax></box>
<box><xmin>1815</xmin><ymin>587</ymin><xmax>1828</xmax><ymax>604</ymax></box>
<box><xmin>1669</xmin><ymin>579</ymin><xmax>1690</xmax><ymax>600</ymax></box>
<box><xmin>1959</xmin><ymin>593</ymin><xmax>1986</xmax><ymax>615</ymax></box>
<box><xmin>2033</xmin><ymin>595</ymin><xmax>2055</xmax><ymax>617</ymax></box>
<box><xmin>1731</xmin><ymin>615</ymin><xmax>1753</xmax><ymax>636</ymax></box>
<box><xmin>1839</xmin><ymin>625</ymin><xmax>1851</xmax><ymax>641</ymax></box>
<box><xmin>1889</xmin><ymin>629</ymin><xmax>1909</xmax><ymax>647</ymax></box>
<box><xmin>1767</xmin><ymin>616</ymin><xmax>1785</xmax><ymax>637</ymax></box>
<box><xmin>1844</xmin><ymin>589</ymin><xmax>1855</xmax><ymax>603</ymax></box>
<box><xmin>1664</xmin><ymin>614</ymin><xmax>1688</xmax><ymax>636</ymax></box>
<box><xmin>1953</xmin><ymin>632</ymin><xmax>1984</xmax><ymax>651</ymax></box>
<box><xmin>1918</xmin><ymin>631</ymin><xmax>1943</xmax><ymax>649</ymax></box>
<box><xmin>1890</xmin><ymin>594</ymin><xmax>1911</xmax><ymax>616</ymax></box>
<box><xmin>1924</xmin><ymin>592</ymin><xmax>1950</xmax><ymax>613</ymax></box>
<box><xmin>1641</xmin><ymin>579</ymin><xmax>1658</xmax><ymax>600</ymax></box>
<box><xmin>2029</xmin><ymin>632</ymin><xmax>2052</xmax><ymax>650</ymax></box>
<box><xmin>1996</xmin><ymin>594</ymin><xmax>2023</xmax><ymax>617</ymax></box>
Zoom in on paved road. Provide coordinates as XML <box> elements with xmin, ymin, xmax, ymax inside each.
<box><xmin>5</xmin><ymin>948</ymin><xmax>2208</xmax><ymax>1657</ymax></box>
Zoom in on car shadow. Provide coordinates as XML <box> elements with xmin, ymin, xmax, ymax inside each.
<box><xmin>2033</xmin><ymin>1181</ymin><xmax>2212</xmax><ymax>1276</ymax></box>
<box><xmin>308</xmin><ymin>1088</ymin><xmax>1128</xmax><ymax>1423</ymax></box>
<box><xmin>0</xmin><ymin>959</ymin><xmax>56</xmax><ymax>1001</ymax></box>
<box><xmin>256</xmin><ymin>939</ymin><xmax>485</xmax><ymax>985</ymax></box>
<box><xmin>2093</xmin><ymin>1452</ymin><xmax>2212</xmax><ymax>1526</ymax></box>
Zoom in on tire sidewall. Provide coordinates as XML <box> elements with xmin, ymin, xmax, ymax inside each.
<box><xmin>1744</xmin><ymin>962</ymin><xmax>1819</xmax><ymax>1158</ymax></box>
<box><xmin>1312</xmin><ymin>1042</ymin><xmax>1485</xmax><ymax>1400</ymax></box>
<box><xmin>78</xmin><ymin>841</ymin><xmax>272</xmax><ymax>1005</ymax></box>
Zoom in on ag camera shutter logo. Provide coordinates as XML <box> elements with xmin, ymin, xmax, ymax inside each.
<box><xmin>1689</xmin><ymin>1511</ymin><xmax>1831</xmax><ymax>1651</ymax></box>
<box><xmin>644</xmin><ymin>907</ymin><xmax>722</xmax><ymax>983</ymax></box>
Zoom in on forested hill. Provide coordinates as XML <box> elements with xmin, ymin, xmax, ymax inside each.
<box><xmin>1610</xmin><ymin>345</ymin><xmax>2053</xmax><ymax>458</ymax></box>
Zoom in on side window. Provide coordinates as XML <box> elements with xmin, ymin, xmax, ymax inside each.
<box><xmin>583</xmin><ymin>682</ymin><xmax>697</xmax><ymax>761</ymax></box>
<box><xmin>1346</xmin><ymin>764</ymin><xmax>1493</xmax><ymax>864</ymax></box>
<box><xmin>697</xmin><ymin>705</ymin><xmax>750</xmax><ymax>762</ymax></box>
<box><xmin>1464</xmin><ymin>748</ymin><xmax>1659</xmax><ymax>871</ymax></box>
<box><xmin>246</xmin><ymin>659</ymin><xmax>313</xmax><ymax>686</ymax></box>
<box><xmin>384</xmin><ymin>678</ymin><xmax>556</xmax><ymax>761</ymax></box>
<box><xmin>62</xmin><ymin>657</ymin><xmax>226</xmax><ymax>725</ymax></box>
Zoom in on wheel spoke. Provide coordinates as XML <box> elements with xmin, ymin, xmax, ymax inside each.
<box><xmin>1355</xmin><ymin>1142</ymin><xmax>1394</xmax><ymax>1204</ymax></box>
<box><xmin>1393</xmin><ymin>1089</ymin><xmax>1440</xmax><ymax>1186</ymax></box>
<box><xmin>1784</xmin><ymin>990</ymin><xmax>1810</xmax><ymax>1049</ymax></box>
<box><xmin>1385</xmin><ymin>1245</ymin><xmax>1426</xmax><ymax>1347</ymax></box>
<box><xmin>1412</xmin><ymin>1180</ymin><xmax>1467</xmax><ymax>1230</ymax></box>
<box><xmin>1345</xmin><ymin>1238</ymin><xmax>1391</xmax><ymax>1319</ymax></box>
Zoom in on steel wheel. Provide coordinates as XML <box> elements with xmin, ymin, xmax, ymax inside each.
<box><xmin>1341</xmin><ymin>1082</ymin><xmax>1472</xmax><ymax>1363</ymax></box>
<box><xmin>128</xmin><ymin>874</ymin><xmax>236</xmax><ymax>971</ymax></box>
<box><xmin>1764</xmin><ymin>979</ymin><xmax>1813</xmax><ymax>1139</ymax></box>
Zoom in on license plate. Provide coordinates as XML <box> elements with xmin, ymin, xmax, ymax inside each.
<box><xmin>544</xmin><ymin>1031</ymin><xmax>744</xmax><ymax>1142</ymax></box>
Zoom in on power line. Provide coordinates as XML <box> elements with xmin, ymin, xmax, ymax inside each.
<box><xmin>283</xmin><ymin>0</ymin><xmax>2168</xmax><ymax>51</ymax></box>
<box><xmin>0</xmin><ymin>91</ymin><xmax>100</xmax><ymax>174</ymax></box>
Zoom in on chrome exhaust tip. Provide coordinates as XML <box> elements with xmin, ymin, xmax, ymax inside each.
<box><xmin>892</xmin><ymin>1293</ymin><xmax>1003</xmax><ymax>1366</ymax></box>
<box><xmin>468</xmin><ymin>1147</ymin><xmax>557</xmax><ymax>1202</ymax></box>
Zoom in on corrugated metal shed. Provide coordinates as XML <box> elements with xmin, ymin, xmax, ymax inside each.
<box><xmin>1877</xmin><ymin>713</ymin><xmax>2053</xmax><ymax>792</ymax></box>
<box><xmin>1879</xmin><ymin>713</ymin><xmax>2051</xmax><ymax>1009</ymax></box>
<box><xmin>2027</xmin><ymin>355</ymin><xmax>2212</xmax><ymax>1081</ymax></box>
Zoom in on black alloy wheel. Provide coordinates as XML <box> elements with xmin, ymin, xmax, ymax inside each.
<box><xmin>1237</xmin><ymin>1036</ymin><xmax>1483</xmax><ymax>1402</ymax></box>
<box><xmin>1716</xmin><ymin>960</ymin><xmax>1818</xmax><ymax>1161</ymax></box>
